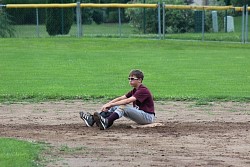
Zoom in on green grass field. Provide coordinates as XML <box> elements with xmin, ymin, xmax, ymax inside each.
<box><xmin>0</xmin><ymin>37</ymin><xmax>249</xmax><ymax>166</ymax></box>
<box><xmin>0</xmin><ymin>38</ymin><xmax>249</xmax><ymax>102</ymax></box>
<box><xmin>0</xmin><ymin>138</ymin><xmax>43</xmax><ymax>167</ymax></box>
<box><xmin>1</xmin><ymin>12</ymin><xmax>250</xmax><ymax>167</ymax></box>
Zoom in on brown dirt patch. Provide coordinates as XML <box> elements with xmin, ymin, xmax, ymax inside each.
<box><xmin>1</xmin><ymin>101</ymin><xmax>250</xmax><ymax>167</ymax></box>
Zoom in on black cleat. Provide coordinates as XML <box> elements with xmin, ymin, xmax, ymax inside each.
<box><xmin>79</xmin><ymin>112</ymin><xmax>95</xmax><ymax>127</ymax></box>
<box><xmin>93</xmin><ymin>112</ymin><xmax>109</xmax><ymax>130</ymax></box>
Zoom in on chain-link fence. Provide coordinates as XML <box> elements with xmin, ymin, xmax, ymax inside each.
<box><xmin>162</xmin><ymin>4</ymin><xmax>249</xmax><ymax>43</ymax></box>
<box><xmin>0</xmin><ymin>3</ymin><xmax>161</xmax><ymax>39</ymax></box>
<box><xmin>0</xmin><ymin>2</ymin><xmax>249</xmax><ymax>43</ymax></box>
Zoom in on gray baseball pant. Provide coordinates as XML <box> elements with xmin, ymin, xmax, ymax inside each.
<box><xmin>108</xmin><ymin>105</ymin><xmax>154</xmax><ymax>125</ymax></box>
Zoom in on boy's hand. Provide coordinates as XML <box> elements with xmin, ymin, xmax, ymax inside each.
<box><xmin>101</xmin><ymin>103</ymin><xmax>112</xmax><ymax>112</ymax></box>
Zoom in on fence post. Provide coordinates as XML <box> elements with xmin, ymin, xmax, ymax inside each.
<box><xmin>245</xmin><ymin>5</ymin><xmax>248</xmax><ymax>43</ymax></box>
<box><xmin>36</xmin><ymin>8</ymin><xmax>40</xmax><ymax>38</ymax></box>
<box><xmin>225</xmin><ymin>9</ymin><xmax>227</xmax><ymax>33</ymax></box>
<box><xmin>162</xmin><ymin>2</ymin><xmax>165</xmax><ymax>39</ymax></box>
<box><xmin>0</xmin><ymin>0</ymin><xmax>3</xmax><ymax>11</ymax></box>
<box><xmin>118</xmin><ymin>8</ymin><xmax>121</xmax><ymax>38</ymax></box>
<box><xmin>242</xmin><ymin>5</ymin><xmax>245</xmax><ymax>43</ymax></box>
<box><xmin>157</xmin><ymin>2</ymin><xmax>161</xmax><ymax>39</ymax></box>
<box><xmin>61</xmin><ymin>4</ymin><xmax>64</xmax><ymax>34</ymax></box>
<box><xmin>202</xmin><ymin>9</ymin><xmax>205</xmax><ymax>41</ymax></box>
<box><xmin>76</xmin><ymin>1</ymin><xmax>82</xmax><ymax>37</ymax></box>
<box><xmin>143</xmin><ymin>0</ymin><xmax>146</xmax><ymax>34</ymax></box>
<box><xmin>0</xmin><ymin>1</ymin><xmax>2</xmax><ymax>11</ymax></box>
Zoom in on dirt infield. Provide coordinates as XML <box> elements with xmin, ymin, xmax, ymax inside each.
<box><xmin>0</xmin><ymin>101</ymin><xmax>250</xmax><ymax>167</ymax></box>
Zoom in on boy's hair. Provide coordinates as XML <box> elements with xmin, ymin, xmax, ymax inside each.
<box><xmin>129</xmin><ymin>69</ymin><xmax>144</xmax><ymax>81</ymax></box>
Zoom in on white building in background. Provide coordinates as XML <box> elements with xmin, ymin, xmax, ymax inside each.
<box><xmin>192</xmin><ymin>0</ymin><xmax>218</xmax><ymax>6</ymax></box>
<box><xmin>193</xmin><ymin>0</ymin><xmax>203</xmax><ymax>5</ymax></box>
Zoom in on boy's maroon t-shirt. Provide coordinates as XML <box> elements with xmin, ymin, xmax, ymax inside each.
<box><xmin>125</xmin><ymin>84</ymin><xmax>154</xmax><ymax>114</ymax></box>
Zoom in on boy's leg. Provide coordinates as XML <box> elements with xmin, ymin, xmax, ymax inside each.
<box><xmin>93</xmin><ymin>106</ymin><xmax>119</xmax><ymax>130</ymax></box>
<box><xmin>99</xmin><ymin>111</ymin><xmax>112</xmax><ymax>118</ymax></box>
<box><xmin>80</xmin><ymin>108</ymin><xmax>114</xmax><ymax>127</ymax></box>
<box><xmin>114</xmin><ymin>105</ymin><xmax>154</xmax><ymax>125</ymax></box>
<box><xmin>93</xmin><ymin>105</ymin><xmax>154</xmax><ymax>129</ymax></box>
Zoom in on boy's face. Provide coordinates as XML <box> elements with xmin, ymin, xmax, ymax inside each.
<box><xmin>128</xmin><ymin>75</ymin><xmax>141</xmax><ymax>87</ymax></box>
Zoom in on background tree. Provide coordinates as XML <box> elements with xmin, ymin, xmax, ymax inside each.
<box><xmin>46</xmin><ymin>0</ymin><xmax>74</xmax><ymax>36</ymax></box>
<box><xmin>184</xmin><ymin>0</ymin><xmax>194</xmax><ymax>5</ymax></box>
<box><xmin>0</xmin><ymin>5</ymin><xmax>15</xmax><ymax>37</ymax></box>
<box><xmin>3</xmin><ymin>0</ymin><xmax>46</xmax><ymax>24</ymax></box>
<box><xmin>126</xmin><ymin>0</ymin><xmax>196</xmax><ymax>34</ymax></box>
<box><xmin>228</xmin><ymin>0</ymin><xmax>250</xmax><ymax>6</ymax></box>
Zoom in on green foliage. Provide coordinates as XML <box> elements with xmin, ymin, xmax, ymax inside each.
<box><xmin>105</xmin><ymin>8</ymin><xmax>128</xmax><ymax>23</ymax></box>
<box><xmin>205</xmin><ymin>10</ymin><xmax>232</xmax><ymax>32</ymax></box>
<box><xmin>106</xmin><ymin>10</ymin><xmax>119</xmax><ymax>23</ymax></box>
<box><xmin>81</xmin><ymin>8</ymin><xmax>93</xmax><ymax>24</ymax></box>
<box><xmin>125</xmin><ymin>0</ymin><xmax>157</xmax><ymax>33</ymax></box>
<box><xmin>165</xmin><ymin>7</ymin><xmax>194</xmax><ymax>33</ymax></box>
<box><xmin>164</xmin><ymin>0</ymin><xmax>195</xmax><ymax>33</ymax></box>
<box><xmin>80</xmin><ymin>0</ymin><xmax>130</xmax><ymax>24</ymax></box>
<box><xmin>0</xmin><ymin>138</ymin><xmax>43</xmax><ymax>167</ymax></box>
<box><xmin>93</xmin><ymin>9</ymin><xmax>104</xmax><ymax>24</ymax></box>
<box><xmin>103</xmin><ymin>0</ymin><xmax>130</xmax><ymax>23</ymax></box>
<box><xmin>46</xmin><ymin>0</ymin><xmax>74</xmax><ymax>36</ymax></box>
<box><xmin>184</xmin><ymin>0</ymin><xmax>194</xmax><ymax>5</ymax></box>
<box><xmin>126</xmin><ymin>0</ymin><xmax>237</xmax><ymax>34</ymax></box>
<box><xmin>0</xmin><ymin>38</ymin><xmax>249</xmax><ymax>102</ymax></box>
<box><xmin>126</xmin><ymin>0</ymin><xmax>197</xmax><ymax>33</ymax></box>
<box><xmin>0</xmin><ymin>9</ymin><xmax>15</xmax><ymax>37</ymax></box>
<box><xmin>231</xmin><ymin>0</ymin><xmax>250</xmax><ymax>6</ymax></box>
<box><xmin>4</xmin><ymin>0</ymin><xmax>46</xmax><ymax>24</ymax></box>
<box><xmin>80</xmin><ymin>0</ymin><xmax>94</xmax><ymax>25</ymax></box>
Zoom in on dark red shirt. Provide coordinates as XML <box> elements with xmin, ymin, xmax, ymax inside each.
<box><xmin>125</xmin><ymin>84</ymin><xmax>154</xmax><ymax>114</ymax></box>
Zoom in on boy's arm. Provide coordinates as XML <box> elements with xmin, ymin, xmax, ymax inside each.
<box><xmin>108</xmin><ymin>95</ymin><xmax>127</xmax><ymax>104</ymax></box>
<box><xmin>109</xmin><ymin>96</ymin><xmax>136</xmax><ymax>107</ymax></box>
<box><xmin>101</xmin><ymin>95</ymin><xmax>136</xmax><ymax>111</ymax></box>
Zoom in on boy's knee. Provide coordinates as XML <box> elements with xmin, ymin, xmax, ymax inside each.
<box><xmin>114</xmin><ymin>106</ymin><xmax>126</xmax><ymax>118</ymax></box>
<box><xmin>100</xmin><ymin>111</ymin><xmax>112</xmax><ymax>118</ymax></box>
<box><xmin>119</xmin><ymin>105</ymin><xmax>126</xmax><ymax>109</ymax></box>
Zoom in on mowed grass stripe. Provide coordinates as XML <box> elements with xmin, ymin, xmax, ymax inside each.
<box><xmin>0</xmin><ymin>38</ymin><xmax>249</xmax><ymax>101</ymax></box>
